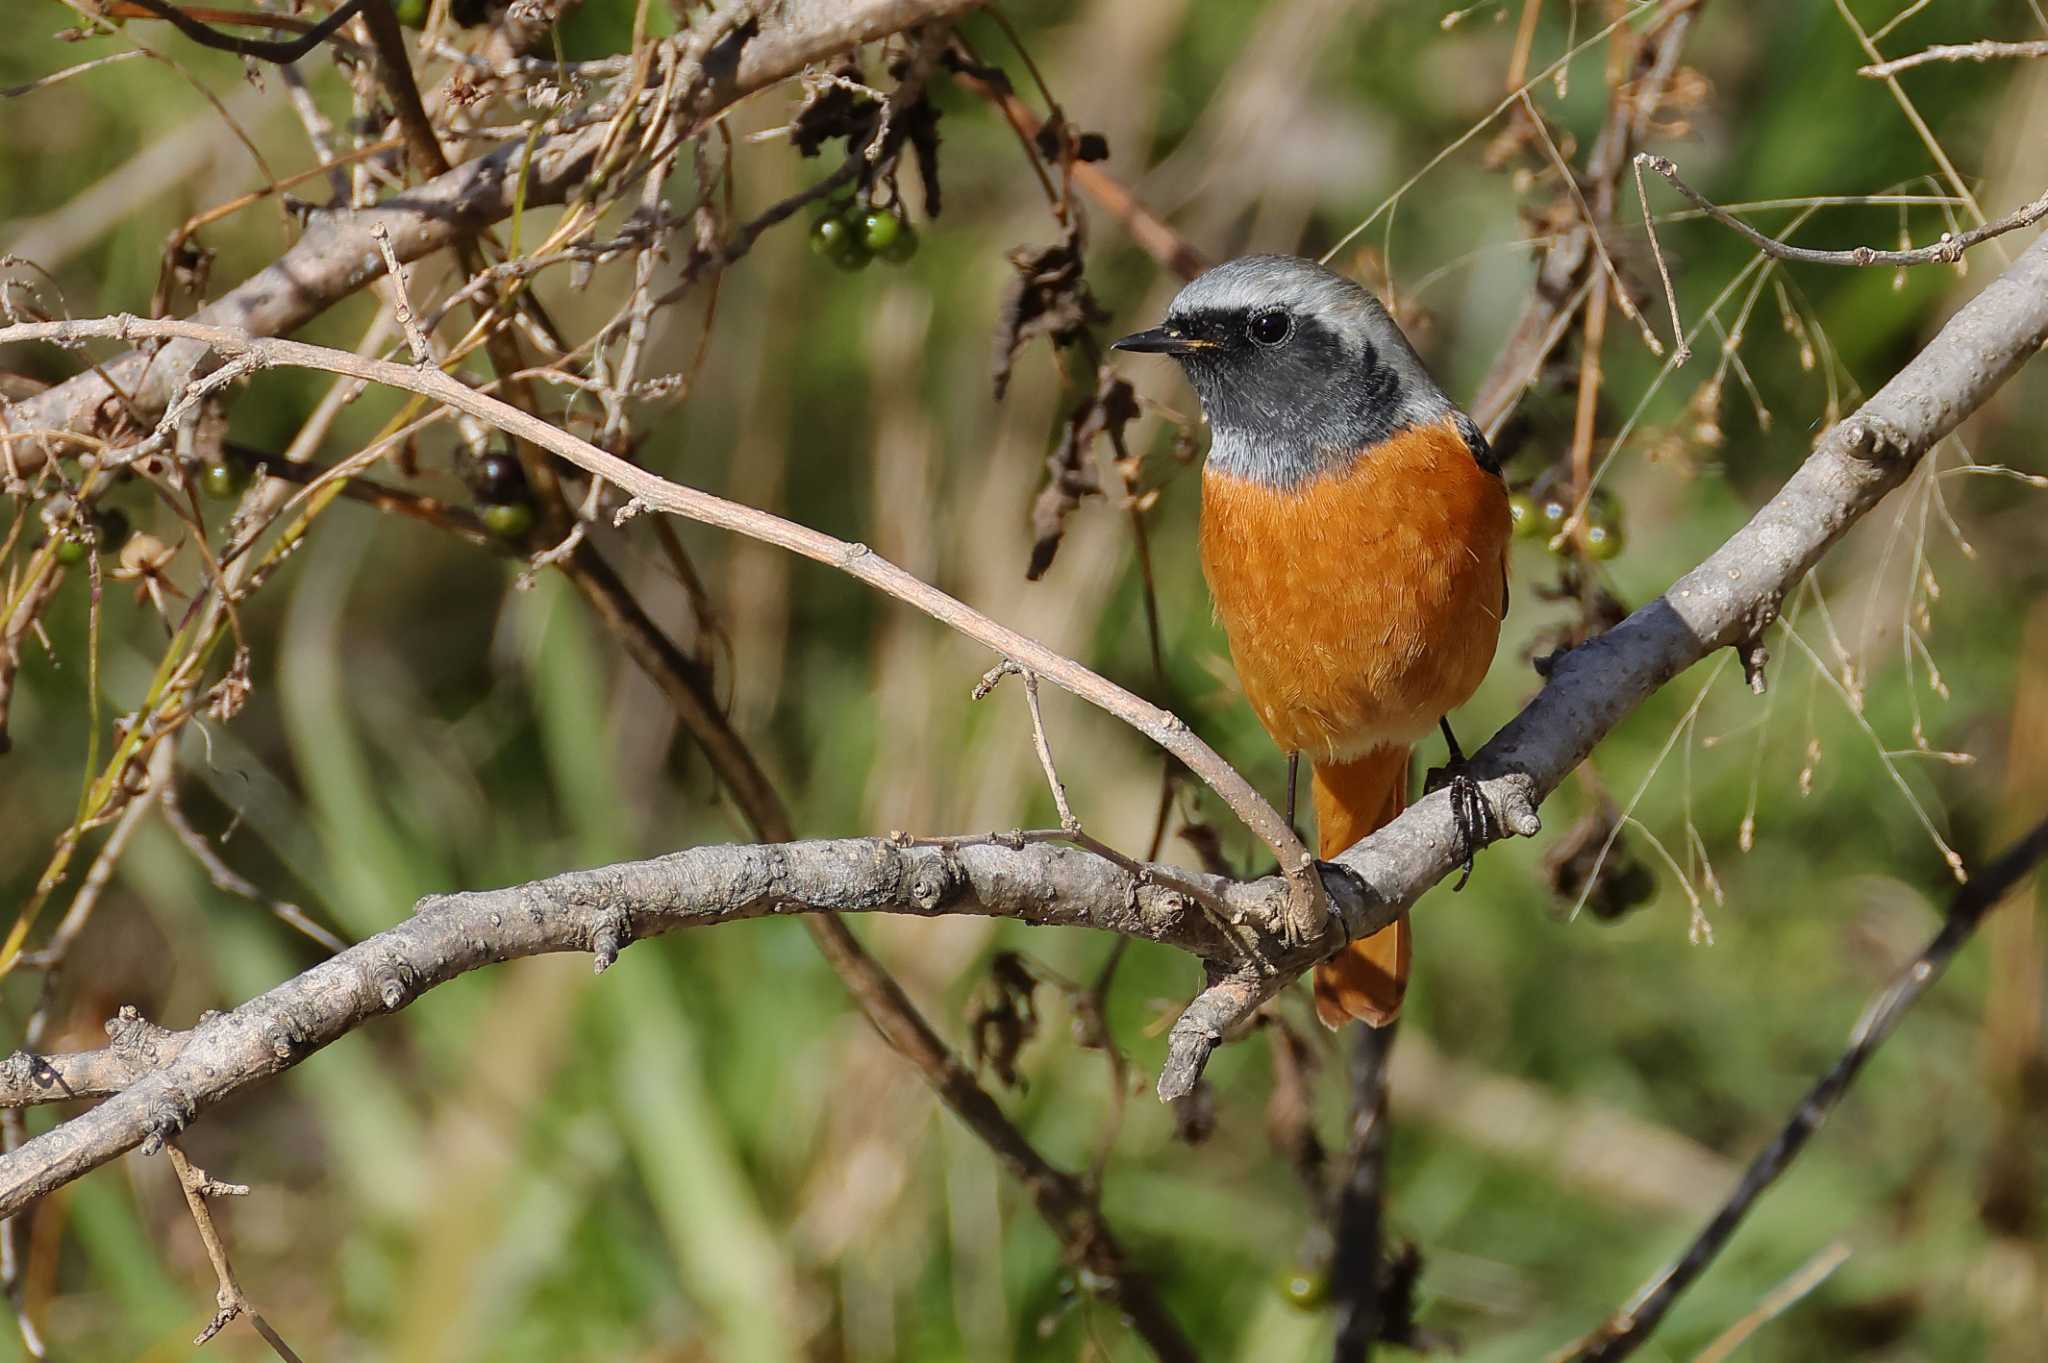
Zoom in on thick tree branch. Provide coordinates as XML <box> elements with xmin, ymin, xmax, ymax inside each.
<box><xmin>0</xmin><ymin>838</ymin><xmax>1306</xmax><ymax>1207</ymax></box>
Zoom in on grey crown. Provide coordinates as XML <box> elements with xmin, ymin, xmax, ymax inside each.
<box><xmin>1142</xmin><ymin>255</ymin><xmax>1464</xmax><ymax>488</ymax></box>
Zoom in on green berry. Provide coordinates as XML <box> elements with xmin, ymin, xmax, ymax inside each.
<box><xmin>809</xmin><ymin>214</ymin><xmax>852</xmax><ymax>259</ymax></box>
<box><xmin>52</xmin><ymin>536</ymin><xmax>87</xmax><ymax>566</ymax></box>
<box><xmin>199</xmin><ymin>462</ymin><xmax>249</xmax><ymax>499</ymax></box>
<box><xmin>392</xmin><ymin>0</ymin><xmax>429</xmax><ymax>25</ymax></box>
<box><xmin>1584</xmin><ymin>521</ymin><xmax>1624</xmax><ymax>560</ymax></box>
<box><xmin>878</xmin><ymin>220</ymin><xmax>919</xmax><ymax>265</ymax></box>
<box><xmin>480</xmin><ymin>501</ymin><xmax>535</xmax><ymax>539</ymax></box>
<box><xmin>858</xmin><ymin>209</ymin><xmax>901</xmax><ymax>252</ymax></box>
<box><xmin>1277</xmin><ymin>1268</ymin><xmax>1327</xmax><ymax>1310</ymax></box>
<box><xmin>1508</xmin><ymin>492</ymin><xmax>1542</xmax><ymax>540</ymax></box>
<box><xmin>830</xmin><ymin>238</ymin><xmax>872</xmax><ymax>271</ymax></box>
<box><xmin>96</xmin><ymin>508</ymin><xmax>131</xmax><ymax>554</ymax></box>
<box><xmin>1539</xmin><ymin>496</ymin><xmax>1570</xmax><ymax>532</ymax></box>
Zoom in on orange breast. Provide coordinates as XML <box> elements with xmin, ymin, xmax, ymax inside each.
<box><xmin>1199</xmin><ymin>417</ymin><xmax>1511</xmax><ymax>761</ymax></box>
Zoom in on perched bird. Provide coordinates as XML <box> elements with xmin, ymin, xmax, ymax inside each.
<box><xmin>1115</xmin><ymin>255</ymin><xmax>1510</xmax><ymax>1029</ymax></box>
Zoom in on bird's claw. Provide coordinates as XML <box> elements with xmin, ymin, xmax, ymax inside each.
<box><xmin>1423</xmin><ymin>763</ymin><xmax>1494</xmax><ymax>892</ymax></box>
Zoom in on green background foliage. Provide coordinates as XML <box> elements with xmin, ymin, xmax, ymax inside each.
<box><xmin>2</xmin><ymin>1</ymin><xmax>2045</xmax><ymax>1359</ymax></box>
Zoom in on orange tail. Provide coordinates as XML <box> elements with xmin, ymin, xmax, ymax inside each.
<box><xmin>1310</xmin><ymin>745</ymin><xmax>1413</xmax><ymax>1029</ymax></box>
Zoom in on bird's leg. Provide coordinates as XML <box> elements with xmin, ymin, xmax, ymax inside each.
<box><xmin>1424</xmin><ymin>718</ymin><xmax>1493</xmax><ymax>892</ymax></box>
<box><xmin>1285</xmin><ymin>751</ymin><xmax>1301</xmax><ymax>843</ymax></box>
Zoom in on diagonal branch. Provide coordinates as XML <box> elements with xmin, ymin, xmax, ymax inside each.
<box><xmin>1563</xmin><ymin>817</ymin><xmax>2048</xmax><ymax>1362</ymax></box>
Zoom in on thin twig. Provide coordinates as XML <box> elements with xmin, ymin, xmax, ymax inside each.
<box><xmin>1633</xmin><ymin>153</ymin><xmax>1691</xmax><ymax>364</ymax></box>
<box><xmin>1023</xmin><ymin>671</ymin><xmax>1078</xmax><ymax>832</ymax></box>
<box><xmin>1516</xmin><ymin>91</ymin><xmax>1663</xmax><ymax>357</ymax></box>
<box><xmin>1859</xmin><ymin>39</ymin><xmax>2048</xmax><ymax>79</ymax></box>
<box><xmin>165</xmin><ymin>1144</ymin><xmax>304</xmax><ymax>1359</ymax></box>
<box><xmin>369</xmin><ymin>224</ymin><xmax>429</xmax><ymax>364</ymax></box>
<box><xmin>1689</xmin><ymin>1240</ymin><xmax>1850</xmax><ymax>1363</ymax></box>
<box><xmin>1637</xmin><ymin>154</ymin><xmax>2048</xmax><ymax>267</ymax></box>
<box><xmin>951</xmin><ymin>57</ymin><xmax>1208</xmax><ymax>281</ymax></box>
<box><xmin>1565</xmin><ymin>818</ymin><xmax>2048</xmax><ymax>1362</ymax></box>
<box><xmin>114</xmin><ymin>0</ymin><xmax>368</xmax><ymax>63</ymax></box>
<box><xmin>158</xmin><ymin>780</ymin><xmax>349</xmax><ymax>956</ymax></box>
<box><xmin>1468</xmin><ymin>1</ymin><xmax>1701</xmax><ymax>434</ymax></box>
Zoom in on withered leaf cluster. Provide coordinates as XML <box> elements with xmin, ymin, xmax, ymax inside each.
<box><xmin>989</xmin><ymin>220</ymin><xmax>1104</xmax><ymax>403</ymax></box>
<box><xmin>966</xmin><ymin>951</ymin><xmax>1042</xmax><ymax>1090</ymax></box>
<box><xmin>1032</xmin><ymin>112</ymin><xmax>1109</xmax><ymax>166</ymax></box>
<box><xmin>1025</xmin><ymin>367</ymin><xmax>1137</xmax><ymax>581</ymax></box>
<box><xmin>790</xmin><ymin>58</ymin><xmax>944</xmax><ymax>216</ymax></box>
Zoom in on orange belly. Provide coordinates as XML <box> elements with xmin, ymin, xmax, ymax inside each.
<box><xmin>1199</xmin><ymin>417</ymin><xmax>1511</xmax><ymax>763</ymax></box>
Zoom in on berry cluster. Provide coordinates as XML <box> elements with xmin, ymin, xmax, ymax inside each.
<box><xmin>809</xmin><ymin>203</ymin><xmax>919</xmax><ymax>272</ymax></box>
<box><xmin>1507</xmin><ymin>486</ymin><xmax>1625</xmax><ymax>561</ymax></box>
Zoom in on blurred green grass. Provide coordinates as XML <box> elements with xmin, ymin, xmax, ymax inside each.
<box><xmin>2</xmin><ymin>0</ymin><xmax>2046</xmax><ymax>1359</ymax></box>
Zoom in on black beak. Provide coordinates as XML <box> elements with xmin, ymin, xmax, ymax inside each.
<box><xmin>1111</xmin><ymin>325</ymin><xmax>1211</xmax><ymax>355</ymax></box>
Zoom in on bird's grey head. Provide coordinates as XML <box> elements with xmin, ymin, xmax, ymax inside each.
<box><xmin>1113</xmin><ymin>255</ymin><xmax>1459</xmax><ymax>488</ymax></box>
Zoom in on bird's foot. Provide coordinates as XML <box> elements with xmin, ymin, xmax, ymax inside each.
<box><xmin>1425</xmin><ymin>720</ymin><xmax>1494</xmax><ymax>892</ymax></box>
<box><xmin>1422</xmin><ymin>764</ymin><xmax>1493</xmax><ymax>892</ymax></box>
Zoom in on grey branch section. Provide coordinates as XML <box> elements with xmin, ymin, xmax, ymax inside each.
<box><xmin>0</xmin><ymin>840</ymin><xmax>1329</xmax><ymax>1218</ymax></box>
<box><xmin>0</xmin><ymin>0</ymin><xmax>984</xmax><ymax>470</ymax></box>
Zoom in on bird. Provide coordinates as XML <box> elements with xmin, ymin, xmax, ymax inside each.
<box><xmin>1113</xmin><ymin>255</ymin><xmax>1510</xmax><ymax>1029</ymax></box>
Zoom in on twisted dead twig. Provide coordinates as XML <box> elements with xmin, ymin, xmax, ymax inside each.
<box><xmin>951</xmin><ymin>63</ymin><xmax>1210</xmax><ymax>282</ymax></box>
<box><xmin>1563</xmin><ymin>817</ymin><xmax>2048</xmax><ymax>1363</ymax></box>
<box><xmin>115</xmin><ymin>0</ymin><xmax>371</xmax><ymax>64</ymax></box>
<box><xmin>163</xmin><ymin>1145</ymin><xmax>306</xmax><ymax>1358</ymax></box>
<box><xmin>1859</xmin><ymin>39</ymin><xmax>2048</xmax><ymax>79</ymax></box>
<box><xmin>0</xmin><ymin>0</ymin><xmax>992</xmax><ymax>479</ymax></box>
<box><xmin>1637</xmin><ymin>154</ymin><xmax>2048</xmax><ymax>267</ymax></box>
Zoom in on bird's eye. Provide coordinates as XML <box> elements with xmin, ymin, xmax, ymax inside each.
<box><xmin>1248</xmin><ymin>311</ymin><xmax>1292</xmax><ymax>346</ymax></box>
